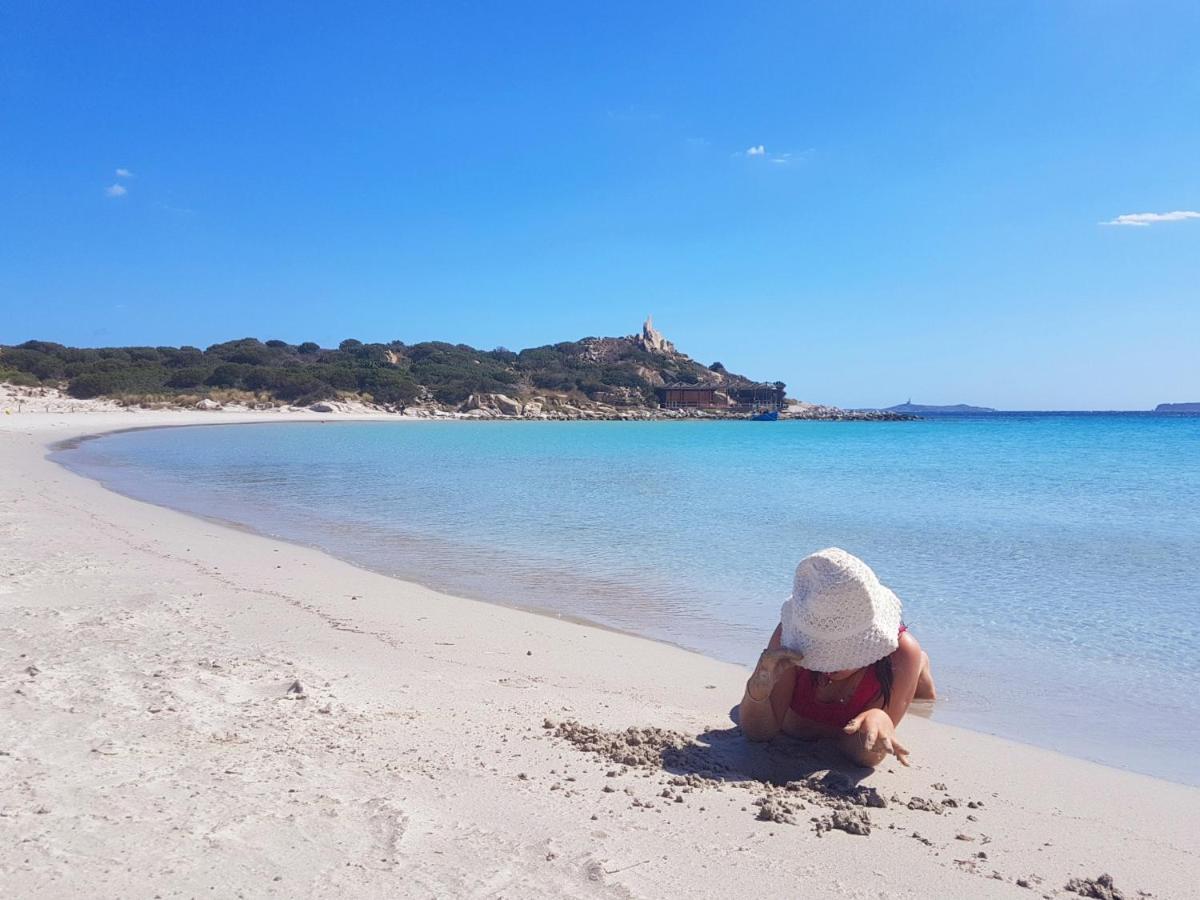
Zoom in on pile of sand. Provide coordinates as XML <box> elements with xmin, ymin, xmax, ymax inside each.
<box><xmin>550</xmin><ymin>718</ymin><xmax>901</xmax><ymax>836</ymax></box>
<box><xmin>1064</xmin><ymin>873</ymin><xmax>1130</xmax><ymax>899</ymax></box>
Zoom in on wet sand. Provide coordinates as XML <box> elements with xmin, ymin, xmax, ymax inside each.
<box><xmin>1</xmin><ymin>405</ymin><xmax>1197</xmax><ymax>898</ymax></box>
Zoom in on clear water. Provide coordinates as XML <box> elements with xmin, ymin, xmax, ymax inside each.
<box><xmin>56</xmin><ymin>415</ymin><xmax>1200</xmax><ymax>784</ymax></box>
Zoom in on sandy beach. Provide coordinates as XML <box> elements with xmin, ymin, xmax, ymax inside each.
<box><xmin>2</xmin><ymin>405</ymin><xmax>1197</xmax><ymax>899</ymax></box>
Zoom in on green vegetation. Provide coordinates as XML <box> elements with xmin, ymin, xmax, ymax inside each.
<box><xmin>0</xmin><ymin>334</ymin><xmax>768</xmax><ymax>409</ymax></box>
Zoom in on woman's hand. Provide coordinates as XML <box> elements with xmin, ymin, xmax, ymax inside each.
<box><xmin>746</xmin><ymin>648</ymin><xmax>805</xmax><ymax>701</ymax></box>
<box><xmin>843</xmin><ymin>708</ymin><xmax>910</xmax><ymax>766</ymax></box>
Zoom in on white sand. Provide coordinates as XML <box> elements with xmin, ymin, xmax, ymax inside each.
<box><xmin>2</xmin><ymin>406</ymin><xmax>1197</xmax><ymax>898</ymax></box>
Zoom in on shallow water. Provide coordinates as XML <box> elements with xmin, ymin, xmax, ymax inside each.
<box><xmin>57</xmin><ymin>414</ymin><xmax>1200</xmax><ymax>784</ymax></box>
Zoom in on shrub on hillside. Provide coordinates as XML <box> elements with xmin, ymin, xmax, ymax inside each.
<box><xmin>358</xmin><ymin>369</ymin><xmax>419</xmax><ymax>405</ymax></box>
<box><xmin>268</xmin><ymin>370</ymin><xmax>334</xmax><ymax>402</ymax></box>
<box><xmin>1</xmin><ymin>348</ymin><xmax>64</xmax><ymax>381</ymax></box>
<box><xmin>205</xmin><ymin>363</ymin><xmax>249</xmax><ymax>388</ymax></box>
<box><xmin>0</xmin><ymin>367</ymin><xmax>39</xmax><ymax>387</ymax></box>
<box><xmin>241</xmin><ymin>368</ymin><xmax>275</xmax><ymax>391</ymax></box>
<box><xmin>163</xmin><ymin>346</ymin><xmax>206</xmax><ymax>368</ymax></box>
<box><xmin>67</xmin><ymin>368</ymin><xmax>165</xmax><ymax>398</ymax></box>
<box><xmin>165</xmin><ymin>366</ymin><xmax>212</xmax><ymax>389</ymax></box>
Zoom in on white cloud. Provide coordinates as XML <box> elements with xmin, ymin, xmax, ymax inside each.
<box><xmin>739</xmin><ymin>145</ymin><xmax>812</xmax><ymax>165</ymax></box>
<box><xmin>105</xmin><ymin>183</ymin><xmax>127</xmax><ymax>198</ymax></box>
<box><xmin>115</xmin><ymin>167</ymin><xmax>133</xmax><ymax>178</ymax></box>
<box><xmin>1100</xmin><ymin>210</ymin><xmax>1200</xmax><ymax>227</ymax></box>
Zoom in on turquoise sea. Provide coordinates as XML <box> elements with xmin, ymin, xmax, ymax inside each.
<box><xmin>56</xmin><ymin>415</ymin><xmax>1200</xmax><ymax>784</ymax></box>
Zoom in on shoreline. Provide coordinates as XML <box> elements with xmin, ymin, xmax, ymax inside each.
<box><xmin>0</xmin><ymin>382</ymin><xmax>914</xmax><ymax>422</ymax></box>
<box><xmin>51</xmin><ymin>415</ymin><xmax>1195</xmax><ymax>787</ymax></box>
<box><xmin>3</xmin><ymin>407</ymin><xmax>1198</xmax><ymax>897</ymax></box>
<box><xmin>53</xmin><ymin>418</ymin><xmax>1194</xmax><ymax>788</ymax></box>
<box><xmin>53</xmin><ymin>426</ymin><xmax>707</xmax><ymax>667</ymax></box>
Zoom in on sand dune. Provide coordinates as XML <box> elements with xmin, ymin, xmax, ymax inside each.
<box><xmin>1</xmin><ymin>407</ymin><xmax>1197</xmax><ymax>898</ymax></box>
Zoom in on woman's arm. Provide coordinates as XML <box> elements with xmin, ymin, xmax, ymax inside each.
<box><xmin>883</xmin><ymin>631</ymin><xmax>924</xmax><ymax>726</ymax></box>
<box><xmin>840</xmin><ymin>632</ymin><xmax>925</xmax><ymax>766</ymax></box>
<box><xmin>739</xmin><ymin>624</ymin><xmax>803</xmax><ymax>741</ymax></box>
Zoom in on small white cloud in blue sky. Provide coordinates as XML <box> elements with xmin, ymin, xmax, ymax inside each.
<box><xmin>115</xmin><ymin>167</ymin><xmax>133</xmax><ymax>178</ymax></box>
<box><xmin>1101</xmin><ymin>210</ymin><xmax>1199</xmax><ymax>227</ymax></box>
<box><xmin>105</xmin><ymin>183</ymin><xmax>127</xmax><ymax>198</ymax></box>
<box><xmin>740</xmin><ymin>145</ymin><xmax>809</xmax><ymax>165</ymax></box>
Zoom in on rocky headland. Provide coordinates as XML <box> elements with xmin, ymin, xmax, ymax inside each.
<box><xmin>1</xmin><ymin>319</ymin><xmax>914</xmax><ymax>422</ymax></box>
<box><xmin>880</xmin><ymin>401</ymin><xmax>996</xmax><ymax>415</ymax></box>
<box><xmin>1155</xmin><ymin>401</ymin><xmax>1200</xmax><ymax>413</ymax></box>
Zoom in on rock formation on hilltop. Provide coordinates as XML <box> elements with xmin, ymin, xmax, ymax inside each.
<box><xmin>637</xmin><ymin>315</ymin><xmax>676</xmax><ymax>355</ymax></box>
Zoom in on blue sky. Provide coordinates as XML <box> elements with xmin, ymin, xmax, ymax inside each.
<box><xmin>2</xmin><ymin>1</ymin><xmax>1197</xmax><ymax>409</ymax></box>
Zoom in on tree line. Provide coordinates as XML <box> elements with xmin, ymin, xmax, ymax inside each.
<box><xmin>0</xmin><ymin>335</ymin><xmax>748</xmax><ymax>409</ymax></box>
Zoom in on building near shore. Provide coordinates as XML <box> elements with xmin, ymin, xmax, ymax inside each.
<box><xmin>655</xmin><ymin>381</ymin><xmax>786</xmax><ymax>411</ymax></box>
<box><xmin>656</xmin><ymin>383</ymin><xmax>720</xmax><ymax>409</ymax></box>
<box><xmin>730</xmin><ymin>383</ymin><xmax>786</xmax><ymax>411</ymax></box>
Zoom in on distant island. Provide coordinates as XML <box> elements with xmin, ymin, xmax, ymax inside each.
<box><xmin>1155</xmin><ymin>402</ymin><xmax>1200</xmax><ymax>413</ymax></box>
<box><xmin>881</xmin><ymin>400</ymin><xmax>997</xmax><ymax>415</ymax></box>
<box><xmin>0</xmin><ymin>318</ymin><xmax>909</xmax><ymax>421</ymax></box>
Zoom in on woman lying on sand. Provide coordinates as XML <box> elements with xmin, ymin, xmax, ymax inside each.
<box><xmin>739</xmin><ymin>548</ymin><xmax>935</xmax><ymax>768</ymax></box>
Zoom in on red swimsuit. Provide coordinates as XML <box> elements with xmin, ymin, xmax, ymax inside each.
<box><xmin>788</xmin><ymin>626</ymin><xmax>906</xmax><ymax>729</ymax></box>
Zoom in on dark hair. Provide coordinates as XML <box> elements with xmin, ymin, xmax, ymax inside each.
<box><xmin>809</xmin><ymin>654</ymin><xmax>894</xmax><ymax>708</ymax></box>
<box><xmin>873</xmin><ymin>655</ymin><xmax>894</xmax><ymax>709</ymax></box>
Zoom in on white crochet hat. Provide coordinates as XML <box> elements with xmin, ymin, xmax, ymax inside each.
<box><xmin>779</xmin><ymin>548</ymin><xmax>903</xmax><ymax>672</ymax></box>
